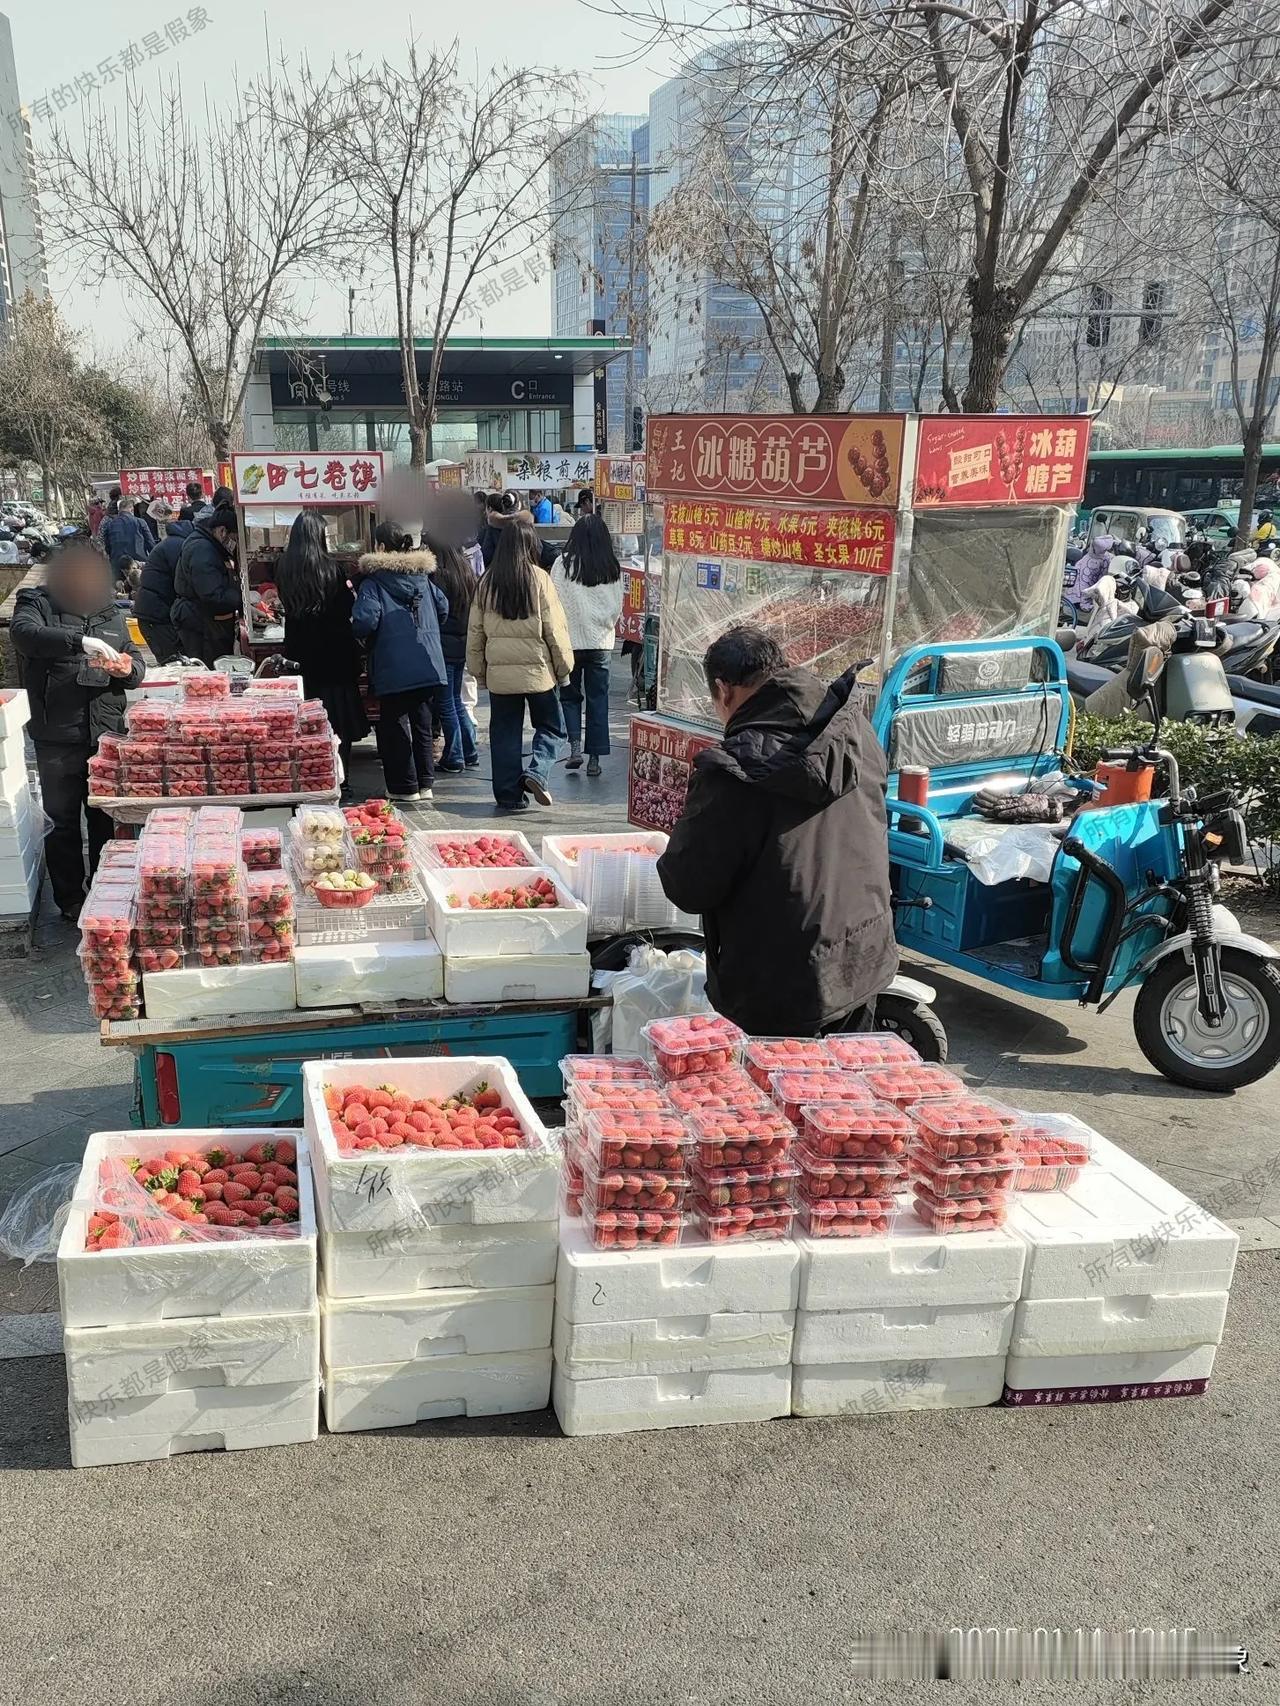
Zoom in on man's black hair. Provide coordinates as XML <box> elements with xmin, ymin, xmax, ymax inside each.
<box><xmin>703</xmin><ymin>624</ymin><xmax>785</xmax><ymax>692</ymax></box>
<box><xmin>485</xmin><ymin>491</ymin><xmax>506</xmax><ymax>515</ymax></box>
<box><xmin>208</xmin><ymin>503</ymin><xmax>238</xmax><ymax>534</ymax></box>
<box><xmin>212</xmin><ymin>485</ymin><xmax>234</xmax><ymax>507</ymax></box>
<box><xmin>185</xmin><ymin>480</ymin><xmax>203</xmax><ymax>502</ymax></box>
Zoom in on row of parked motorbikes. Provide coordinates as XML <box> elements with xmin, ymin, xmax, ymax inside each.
<box><xmin>1059</xmin><ymin>528</ymin><xmax>1280</xmax><ymax>738</ymax></box>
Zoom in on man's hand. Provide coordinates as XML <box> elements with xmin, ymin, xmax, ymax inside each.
<box><xmin>104</xmin><ymin>655</ymin><xmax>134</xmax><ymax>678</ymax></box>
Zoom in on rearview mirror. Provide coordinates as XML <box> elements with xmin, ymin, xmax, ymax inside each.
<box><xmin>1126</xmin><ymin>645</ymin><xmax>1165</xmax><ymax>702</ymax></box>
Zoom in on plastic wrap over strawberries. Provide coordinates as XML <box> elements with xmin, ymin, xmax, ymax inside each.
<box><xmin>84</xmin><ymin>1139</ymin><xmax>304</xmax><ymax>1250</ymax></box>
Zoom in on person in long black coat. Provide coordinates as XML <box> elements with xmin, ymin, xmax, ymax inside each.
<box><xmin>657</xmin><ymin>625</ymin><xmax>898</xmax><ymax>1036</ymax></box>
<box><xmin>275</xmin><ymin>510</ymin><xmax>369</xmax><ymax>798</ymax></box>
<box><xmin>133</xmin><ymin>517</ymin><xmax>193</xmax><ymax>663</ymax></box>
<box><xmin>172</xmin><ymin>505</ymin><xmax>242</xmax><ymax>666</ymax></box>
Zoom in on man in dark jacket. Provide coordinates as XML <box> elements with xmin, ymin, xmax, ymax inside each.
<box><xmin>133</xmin><ymin>517</ymin><xmax>193</xmax><ymax>663</ymax></box>
<box><xmin>657</xmin><ymin>625</ymin><xmax>897</xmax><ymax>1036</ymax></box>
<box><xmin>10</xmin><ymin>543</ymin><xmax>145</xmax><ymax>917</ymax></box>
<box><xmin>172</xmin><ymin>505</ymin><xmax>242</xmax><ymax>666</ymax></box>
<box><xmin>98</xmin><ymin>488</ymin><xmax>155</xmax><ymax>576</ymax></box>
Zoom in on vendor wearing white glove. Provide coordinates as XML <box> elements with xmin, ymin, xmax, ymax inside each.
<box><xmin>10</xmin><ymin>540</ymin><xmax>145</xmax><ymax>918</ymax></box>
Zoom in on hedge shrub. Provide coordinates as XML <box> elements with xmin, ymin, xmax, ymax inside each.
<box><xmin>1071</xmin><ymin>713</ymin><xmax>1280</xmax><ymax>885</ymax></box>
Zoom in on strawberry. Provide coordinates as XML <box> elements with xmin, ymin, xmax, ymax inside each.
<box><xmin>176</xmin><ymin>1170</ymin><xmax>204</xmax><ymax>1200</ymax></box>
<box><xmin>243</xmin><ymin>1141</ymin><xmax>276</xmax><ymax>1165</ymax></box>
<box><xmin>273</xmin><ymin>1139</ymin><xmax>296</xmax><ymax>1165</ymax></box>
<box><xmin>222</xmin><ymin>1181</ymin><xmax>251</xmax><ymax>1205</ymax></box>
<box><xmin>202</xmin><ymin>1168</ymin><xmax>229</xmax><ymax>1185</ymax></box>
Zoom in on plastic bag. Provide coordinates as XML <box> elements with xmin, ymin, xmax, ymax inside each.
<box><xmin>0</xmin><ymin>1164</ymin><xmax>80</xmax><ymax>1265</ymax></box>
<box><xmin>591</xmin><ymin>944</ymin><xmax>710</xmax><ymax>1056</ymax></box>
<box><xmin>943</xmin><ymin>819</ymin><xmax>1066</xmax><ymax>886</ymax></box>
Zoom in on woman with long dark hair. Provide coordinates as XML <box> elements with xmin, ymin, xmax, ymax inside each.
<box><xmin>353</xmin><ymin>522</ymin><xmax>449</xmax><ymax>803</ymax></box>
<box><xmin>466</xmin><ymin>520</ymin><xmax>573</xmax><ymax>812</ymax></box>
<box><xmin>276</xmin><ymin>510</ymin><xmax>369</xmax><ymax>799</ymax></box>
<box><xmin>550</xmin><ymin>512</ymin><xmax>623</xmax><ymax>776</ymax></box>
<box><xmin>425</xmin><ymin>532</ymin><xmax>479</xmax><ymax>772</ymax></box>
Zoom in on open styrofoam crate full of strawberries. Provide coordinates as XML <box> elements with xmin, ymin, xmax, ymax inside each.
<box><xmin>57</xmin><ymin>1128</ymin><xmax>318</xmax><ymax>1330</ymax></box>
<box><xmin>419</xmin><ymin>865</ymin><xmax>589</xmax><ymax>958</ymax></box>
<box><xmin>301</xmin><ymin>1057</ymin><xmax>560</xmax><ymax>1234</ymax></box>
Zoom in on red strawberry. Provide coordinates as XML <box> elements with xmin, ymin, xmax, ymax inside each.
<box><xmin>176</xmin><ymin>1170</ymin><xmax>204</xmax><ymax>1200</ymax></box>
<box><xmin>222</xmin><ymin>1181</ymin><xmax>251</xmax><ymax>1205</ymax></box>
<box><xmin>273</xmin><ymin>1139</ymin><xmax>296</xmax><ymax>1164</ymax></box>
<box><xmin>243</xmin><ymin>1141</ymin><xmax>276</xmax><ymax>1165</ymax></box>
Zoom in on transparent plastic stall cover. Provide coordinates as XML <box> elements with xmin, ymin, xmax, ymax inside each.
<box><xmin>658</xmin><ymin>555</ymin><xmax>888</xmax><ymax>727</ymax></box>
<box><xmin>891</xmin><ymin>506</ymin><xmax>1067</xmax><ymax>658</ymax></box>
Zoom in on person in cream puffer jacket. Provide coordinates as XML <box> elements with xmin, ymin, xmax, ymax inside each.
<box><xmin>466</xmin><ymin>518</ymin><xmax>574</xmax><ymax>811</ymax></box>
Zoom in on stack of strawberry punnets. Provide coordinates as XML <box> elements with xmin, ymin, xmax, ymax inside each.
<box><xmin>78</xmin><ymin>888</ymin><xmax>142</xmax><ymax>1020</ymax></box>
<box><xmin>57</xmin><ymin>1126</ymin><xmax>319</xmax><ymax>1467</ymax></box>
<box><xmin>346</xmin><ymin>799</ymin><xmax>413</xmax><ymax>893</ymax></box>
<box><xmin>906</xmin><ymin>1097</ymin><xmax>1020</xmax><ymax>1234</ymax></box>
<box><xmin>86</xmin><ymin>678</ymin><xmax>340</xmax><ymax>801</ymax></box>
<box><xmin>552</xmin><ymin>1052</ymin><xmax>796</xmax><ymax>1437</ymax></box>
<box><xmin>303</xmin><ymin>1058</ymin><xmax>558</xmax><ymax>1432</ymax></box>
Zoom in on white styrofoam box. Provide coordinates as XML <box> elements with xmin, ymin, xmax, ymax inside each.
<box><xmin>0</xmin><ymin>779</ymin><xmax>36</xmax><ymax>839</ymax></box>
<box><xmin>64</xmin><ymin>1308</ymin><xmax>320</xmax><ymax>1401</ymax></box>
<box><xmin>325</xmin><ymin>1347</ymin><xmax>552</xmax><ymax>1431</ymax></box>
<box><xmin>444</xmin><ymin>951</ymin><xmax>590</xmax><ymax>1005</ymax></box>
<box><xmin>0</xmin><ymin>687</ymin><xmax>29</xmax><ymax>737</ymax></box>
<box><xmin>0</xmin><ymin>858</ymin><xmax>41</xmax><ymax>917</ymax></box>
<box><xmin>293</xmin><ymin>937</ymin><xmax>444</xmax><ymax>1008</ymax></box>
<box><xmin>411</xmin><ymin>827</ymin><xmax>538</xmax><ymax>871</ymax></box>
<box><xmin>553</xmin><ymin>1308</ymin><xmax>794</xmax><ymax>1378</ymax></box>
<box><xmin>320</xmin><ymin>1221</ymin><xmax>559</xmax><ymax>1299</ymax></box>
<box><xmin>793</xmin><ymin>1301</ymin><xmax>1015</xmax><ymax>1366</ymax></box>
<box><xmin>421</xmin><ymin>864</ymin><xmax>589</xmax><ymax>957</ymax></box>
<box><xmin>1009</xmin><ymin>1291</ymin><xmax>1230</xmax><ymax>1359</ymax></box>
<box><xmin>553</xmin><ymin>1361</ymin><xmax>791</xmax><ymax>1436</ymax></box>
<box><xmin>556</xmin><ymin>1219</ymin><xmax>800</xmax><ymax>1324</ymax></box>
<box><xmin>303</xmin><ymin>1056</ymin><xmax>558</xmax><ymax>1234</ymax></box>
<box><xmin>322</xmin><ymin>1283</ymin><xmax>553</xmax><ymax>1369</ymax></box>
<box><xmin>141</xmin><ymin>960</ymin><xmax>298</xmax><ymax>1023</ymax></box>
<box><xmin>0</xmin><ymin>821</ymin><xmax>39</xmax><ymax>888</ymax></box>
<box><xmin>57</xmin><ymin>1128</ymin><xmax>318</xmax><ymax>1330</ymax></box>
<box><xmin>0</xmin><ymin>728</ymin><xmax>27</xmax><ymax>785</ymax></box>
<box><xmin>69</xmin><ymin>1377</ymin><xmax>318</xmax><ymax>1467</ymax></box>
<box><xmin>1005</xmin><ymin>1164</ymin><xmax>1238</xmax><ymax>1302</ymax></box>
<box><xmin>1003</xmin><ymin>1342</ymin><xmax>1218</xmax><ymax>1405</ymax></box>
<box><xmin>795</xmin><ymin>1222</ymin><xmax>1025</xmax><ymax>1314</ymax></box>
<box><xmin>792</xmin><ymin>1356</ymin><xmax>1005</xmax><ymax>1417</ymax></box>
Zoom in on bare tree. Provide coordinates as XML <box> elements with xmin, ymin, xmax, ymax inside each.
<box><xmin>43</xmin><ymin>64</ymin><xmax>345</xmax><ymax>462</ymax></box>
<box><xmin>0</xmin><ymin>295</ymin><xmax>104</xmax><ymax>513</ymax></box>
<box><xmin>644</xmin><ymin>41</ymin><xmax>908</xmax><ymax>413</ymax></box>
<box><xmin>301</xmin><ymin>42</ymin><xmax>584</xmax><ymax>466</ymax></box>
<box><xmin>1177</xmin><ymin>90</ymin><xmax>1280</xmax><ymax>542</ymax></box>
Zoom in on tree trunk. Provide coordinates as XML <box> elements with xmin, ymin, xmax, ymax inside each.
<box><xmin>1237</xmin><ymin>417</ymin><xmax>1266</xmax><ymax>550</ymax></box>
<box><xmin>813</xmin><ymin>366</ymin><xmax>845</xmax><ymax>413</ymax></box>
<box><xmin>209</xmin><ymin>421</ymin><xmax>231</xmax><ymax>465</ymax></box>
<box><xmin>409</xmin><ymin>420</ymin><xmax>428</xmax><ymax>468</ymax></box>
<box><xmin>962</xmin><ymin>280</ymin><xmax>1021</xmax><ymax>412</ymax></box>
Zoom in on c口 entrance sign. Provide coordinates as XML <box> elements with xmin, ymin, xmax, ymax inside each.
<box><xmin>269</xmin><ymin>359</ymin><xmax>573</xmax><ymax>412</ymax></box>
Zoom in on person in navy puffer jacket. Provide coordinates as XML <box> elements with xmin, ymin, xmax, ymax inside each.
<box><xmin>352</xmin><ymin>523</ymin><xmax>449</xmax><ymax>803</ymax></box>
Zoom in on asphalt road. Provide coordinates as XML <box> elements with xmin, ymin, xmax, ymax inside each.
<box><xmin>0</xmin><ymin>1253</ymin><xmax>1273</xmax><ymax>1703</ymax></box>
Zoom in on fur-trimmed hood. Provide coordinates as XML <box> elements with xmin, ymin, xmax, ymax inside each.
<box><xmin>358</xmin><ymin>549</ymin><xmax>437</xmax><ymax>577</ymax></box>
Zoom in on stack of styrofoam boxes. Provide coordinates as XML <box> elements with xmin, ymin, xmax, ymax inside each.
<box><xmin>777</xmin><ymin>1034</ymin><xmax>1022</xmax><ymax>1414</ymax></box>
<box><xmin>552</xmin><ymin>1052</ymin><xmax>795</xmax><ymax>1435</ymax></box>
<box><xmin>416</xmin><ymin>831</ymin><xmax>592</xmax><ymax>1005</ymax></box>
<box><xmin>0</xmin><ymin>687</ymin><xmax>40</xmax><ymax>921</ymax></box>
<box><xmin>302</xmin><ymin>1058</ymin><xmax>559</xmax><ymax>1430</ymax></box>
<box><xmin>541</xmin><ymin>831</ymin><xmax>697</xmax><ymax>936</ymax></box>
<box><xmin>57</xmin><ymin>1127</ymin><xmax>320</xmax><ymax>1467</ymax></box>
<box><xmin>1002</xmin><ymin>1124</ymin><xmax>1238</xmax><ymax>1406</ymax></box>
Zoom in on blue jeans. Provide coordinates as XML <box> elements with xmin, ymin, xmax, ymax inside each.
<box><xmin>487</xmin><ymin>689</ymin><xmax>565</xmax><ymax>808</ymax></box>
<box><xmin>559</xmin><ymin>649</ymin><xmax>612</xmax><ymax>755</ymax></box>
<box><xmin>439</xmin><ymin>660</ymin><xmax>479</xmax><ymax>769</ymax></box>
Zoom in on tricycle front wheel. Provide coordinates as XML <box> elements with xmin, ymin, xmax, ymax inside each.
<box><xmin>1133</xmin><ymin>947</ymin><xmax>1280</xmax><ymax>1091</ymax></box>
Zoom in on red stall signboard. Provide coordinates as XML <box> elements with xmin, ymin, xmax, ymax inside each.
<box><xmin>119</xmin><ymin>466</ymin><xmax>205</xmax><ymax>505</ymax></box>
<box><xmin>597</xmin><ymin>457</ymin><xmax>639</xmax><ymax>502</ymax></box>
<box><xmin>663</xmin><ymin>498</ymin><xmax>895</xmax><ymax>573</ymax></box>
<box><xmin>617</xmin><ymin>567</ymin><xmax>648</xmax><ymax>644</ymax></box>
<box><xmin>913</xmin><ymin>415</ymin><xmax>1089</xmax><ymax>506</ymax></box>
<box><xmin>647</xmin><ymin>414</ymin><xmax>904</xmax><ymax>507</ymax></box>
<box><xmin>629</xmin><ymin>715</ymin><xmax>719</xmax><ymax>834</ymax></box>
<box><xmin>232</xmin><ymin>451</ymin><xmax>384</xmax><ymax>506</ymax></box>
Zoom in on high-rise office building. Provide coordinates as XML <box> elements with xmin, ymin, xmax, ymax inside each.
<box><xmin>0</xmin><ymin>13</ymin><xmax>49</xmax><ymax>332</ymax></box>
<box><xmin>550</xmin><ymin>113</ymin><xmax>649</xmax><ymax>451</ymax></box>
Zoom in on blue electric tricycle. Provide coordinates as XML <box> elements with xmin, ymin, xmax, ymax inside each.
<box><xmin>873</xmin><ymin>637</ymin><xmax>1280</xmax><ymax>1091</ymax></box>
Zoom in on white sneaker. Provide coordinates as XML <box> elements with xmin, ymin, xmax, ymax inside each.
<box><xmin>415</xmin><ymin>789</ymin><xmax>435</xmax><ymax>803</ymax></box>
